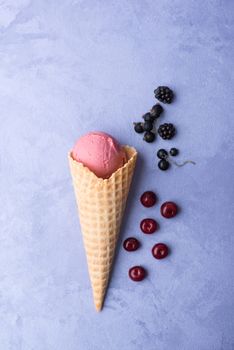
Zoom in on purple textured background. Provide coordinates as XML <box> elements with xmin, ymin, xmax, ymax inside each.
<box><xmin>1</xmin><ymin>1</ymin><xmax>234</xmax><ymax>349</ymax></box>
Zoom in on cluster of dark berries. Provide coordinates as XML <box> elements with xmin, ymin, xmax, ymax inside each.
<box><xmin>154</xmin><ymin>87</ymin><xmax>176</xmax><ymax>140</ymax></box>
<box><xmin>157</xmin><ymin>148</ymin><xmax>179</xmax><ymax>171</ymax></box>
<box><xmin>158</xmin><ymin>123</ymin><xmax>176</xmax><ymax>140</ymax></box>
<box><xmin>154</xmin><ymin>86</ymin><xmax>174</xmax><ymax>104</ymax></box>
<box><xmin>133</xmin><ymin>86</ymin><xmax>176</xmax><ymax>143</ymax></box>
<box><xmin>133</xmin><ymin>103</ymin><xmax>163</xmax><ymax>143</ymax></box>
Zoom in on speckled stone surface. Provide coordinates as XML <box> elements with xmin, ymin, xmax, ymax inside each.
<box><xmin>1</xmin><ymin>1</ymin><xmax>234</xmax><ymax>349</ymax></box>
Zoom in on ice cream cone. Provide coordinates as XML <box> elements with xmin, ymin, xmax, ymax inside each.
<box><xmin>68</xmin><ymin>146</ymin><xmax>137</xmax><ymax>311</ymax></box>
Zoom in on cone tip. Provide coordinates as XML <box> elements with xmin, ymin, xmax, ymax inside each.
<box><xmin>95</xmin><ymin>303</ymin><xmax>103</xmax><ymax>312</ymax></box>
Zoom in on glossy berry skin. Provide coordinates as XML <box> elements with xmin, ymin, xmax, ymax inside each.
<box><xmin>140</xmin><ymin>191</ymin><xmax>157</xmax><ymax>207</ymax></box>
<box><xmin>158</xmin><ymin>159</ymin><xmax>170</xmax><ymax>171</ymax></box>
<box><xmin>150</xmin><ymin>103</ymin><xmax>163</xmax><ymax>118</ymax></box>
<box><xmin>129</xmin><ymin>266</ymin><xmax>146</xmax><ymax>281</ymax></box>
<box><xmin>143</xmin><ymin>121</ymin><xmax>154</xmax><ymax>132</ymax></box>
<box><xmin>142</xmin><ymin>112</ymin><xmax>155</xmax><ymax>123</ymax></box>
<box><xmin>143</xmin><ymin>131</ymin><xmax>155</xmax><ymax>143</ymax></box>
<box><xmin>140</xmin><ymin>218</ymin><xmax>158</xmax><ymax>234</ymax></box>
<box><xmin>161</xmin><ymin>201</ymin><xmax>178</xmax><ymax>218</ymax></box>
<box><xmin>157</xmin><ymin>149</ymin><xmax>168</xmax><ymax>159</ymax></box>
<box><xmin>152</xmin><ymin>243</ymin><xmax>169</xmax><ymax>259</ymax></box>
<box><xmin>123</xmin><ymin>237</ymin><xmax>140</xmax><ymax>252</ymax></box>
<box><xmin>134</xmin><ymin>122</ymin><xmax>144</xmax><ymax>133</ymax></box>
<box><xmin>170</xmin><ymin>148</ymin><xmax>179</xmax><ymax>156</ymax></box>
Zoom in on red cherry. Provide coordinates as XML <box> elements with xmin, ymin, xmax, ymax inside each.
<box><xmin>140</xmin><ymin>218</ymin><xmax>158</xmax><ymax>234</ymax></box>
<box><xmin>140</xmin><ymin>191</ymin><xmax>157</xmax><ymax>207</ymax></box>
<box><xmin>123</xmin><ymin>237</ymin><xmax>140</xmax><ymax>252</ymax></box>
<box><xmin>129</xmin><ymin>266</ymin><xmax>146</xmax><ymax>281</ymax></box>
<box><xmin>152</xmin><ymin>243</ymin><xmax>169</xmax><ymax>259</ymax></box>
<box><xmin>161</xmin><ymin>201</ymin><xmax>178</xmax><ymax>218</ymax></box>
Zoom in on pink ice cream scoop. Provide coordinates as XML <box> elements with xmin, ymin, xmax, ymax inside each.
<box><xmin>72</xmin><ymin>131</ymin><xmax>127</xmax><ymax>179</ymax></box>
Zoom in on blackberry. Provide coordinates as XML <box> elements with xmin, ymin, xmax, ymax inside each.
<box><xmin>154</xmin><ymin>86</ymin><xmax>174</xmax><ymax>104</ymax></box>
<box><xmin>142</xmin><ymin>112</ymin><xmax>155</xmax><ymax>123</ymax></box>
<box><xmin>158</xmin><ymin>123</ymin><xmax>176</xmax><ymax>140</ymax></box>
<box><xmin>143</xmin><ymin>131</ymin><xmax>155</xmax><ymax>143</ymax></box>
<box><xmin>150</xmin><ymin>103</ymin><xmax>163</xmax><ymax>118</ymax></box>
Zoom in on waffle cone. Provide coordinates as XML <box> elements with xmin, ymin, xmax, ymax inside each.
<box><xmin>68</xmin><ymin>146</ymin><xmax>137</xmax><ymax>311</ymax></box>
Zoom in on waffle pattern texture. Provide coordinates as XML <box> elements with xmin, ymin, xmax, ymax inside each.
<box><xmin>68</xmin><ymin>146</ymin><xmax>137</xmax><ymax>311</ymax></box>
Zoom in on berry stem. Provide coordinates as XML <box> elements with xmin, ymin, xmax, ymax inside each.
<box><xmin>168</xmin><ymin>157</ymin><xmax>196</xmax><ymax>167</ymax></box>
<box><xmin>157</xmin><ymin>153</ymin><xmax>196</xmax><ymax>168</ymax></box>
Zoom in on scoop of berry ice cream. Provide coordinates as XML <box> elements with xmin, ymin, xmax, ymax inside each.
<box><xmin>72</xmin><ymin>131</ymin><xmax>126</xmax><ymax>179</ymax></box>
